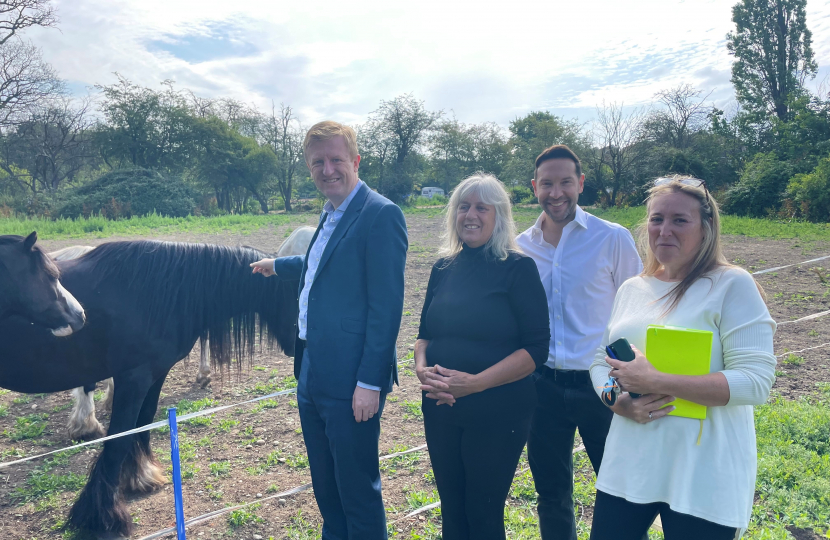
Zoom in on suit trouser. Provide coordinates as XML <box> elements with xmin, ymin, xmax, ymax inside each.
<box><xmin>297</xmin><ymin>350</ymin><xmax>387</xmax><ymax>540</ymax></box>
<box><xmin>423</xmin><ymin>406</ymin><xmax>532</xmax><ymax>540</ymax></box>
<box><xmin>527</xmin><ymin>368</ymin><xmax>613</xmax><ymax>540</ymax></box>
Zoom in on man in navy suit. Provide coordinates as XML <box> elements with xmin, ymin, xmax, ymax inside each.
<box><xmin>251</xmin><ymin>121</ymin><xmax>408</xmax><ymax>540</ymax></box>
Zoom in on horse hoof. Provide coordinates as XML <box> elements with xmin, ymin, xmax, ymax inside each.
<box><xmin>196</xmin><ymin>373</ymin><xmax>211</xmax><ymax>388</ymax></box>
<box><xmin>68</xmin><ymin>421</ymin><xmax>106</xmax><ymax>442</ymax></box>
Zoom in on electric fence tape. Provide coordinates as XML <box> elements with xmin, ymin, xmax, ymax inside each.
<box><xmin>0</xmin><ymin>388</ymin><xmax>298</xmax><ymax>469</ymax></box>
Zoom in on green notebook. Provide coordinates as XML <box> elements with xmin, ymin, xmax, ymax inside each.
<box><xmin>645</xmin><ymin>325</ymin><xmax>714</xmax><ymax>420</ymax></box>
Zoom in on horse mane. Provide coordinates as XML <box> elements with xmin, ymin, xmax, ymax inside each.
<box><xmin>78</xmin><ymin>241</ymin><xmax>297</xmax><ymax>371</ymax></box>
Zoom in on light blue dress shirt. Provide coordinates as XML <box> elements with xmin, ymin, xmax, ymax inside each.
<box><xmin>294</xmin><ymin>180</ymin><xmax>380</xmax><ymax>391</ymax></box>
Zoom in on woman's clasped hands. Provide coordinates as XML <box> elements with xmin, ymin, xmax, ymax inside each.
<box><xmin>417</xmin><ymin>364</ymin><xmax>481</xmax><ymax>406</ymax></box>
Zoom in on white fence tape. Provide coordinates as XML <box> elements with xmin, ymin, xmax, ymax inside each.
<box><xmin>776</xmin><ymin>342</ymin><xmax>830</xmax><ymax>358</ymax></box>
<box><xmin>777</xmin><ymin>309</ymin><xmax>830</xmax><ymax>326</ymax></box>
<box><xmin>136</xmin><ymin>444</ymin><xmax>431</xmax><ymax>540</ymax></box>
<box><xmin>752</xmin><ymin>254</ymin><xmax>830</xmax><ymax>275</ymax></box>
<box><xmin>0</xmin><ymin>388</ymin><xmax>298</xmax><ymax>469</ymax></box>
<box><xmin>0</xmin><ymin>353</ymin><xmax>422</xmax><ymax>469</ymax></box>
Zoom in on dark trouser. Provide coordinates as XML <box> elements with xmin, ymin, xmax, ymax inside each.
<box><xmin>590</xmin><ymin>490</ymin><xmax>739</xmax><ymax>540</ymax></box>
<box><xmin>423</xmin><ymin>408</ymin><xmax>532</xmax><ymax>540</ymax></box>
<box><xmin>527</xmin><ymin>368</ymin><xmax>613</xmax><ymax>540</ymax></box>
<box><xmin>297</xmin><ymin>350</ymin><xmax>387</xmax><ymax>540</ymax></box>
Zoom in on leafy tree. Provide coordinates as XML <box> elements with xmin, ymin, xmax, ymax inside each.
<box><xmin>502</xmin><ymin>111</ymin><xmax>588</xmax><ymax>187</ymax></box>
<box><xmin>722</xmin><ymin>151</ymin><xmax>794</xmax><ymax>216</ymax></box>
<box><xmin>786</xmin><ymin>154</ymin><xmax>830</xmax><ymax>221</ymax></box>
<box><xmin>95</xmin><ymin>75</ymin><xmax>196</xmax><ymax>174</ymax></box>
<box><xmin>428</xmin><ymin>116</ymin><xmax>474</xmax><ymax>193</ymax></box>
<box><xmin>362</xmin><ymin>94</ymin><xmax>440</xmax><ymax>203</ymax></box>
<box><xmin>191</xmin><ymin>116</ymin><xmax>276</xmax><ymax>213</ymax></box>
<box><xmin>727</xmin><ymin>0</ymin><xmax>817</xmax><ymax>122</ymax></box>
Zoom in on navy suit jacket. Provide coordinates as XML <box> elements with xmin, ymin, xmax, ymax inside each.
<box><xmin>274</xmin><ymin>183</ymin><xmax>408</xmax><ymax>399</ymax></box>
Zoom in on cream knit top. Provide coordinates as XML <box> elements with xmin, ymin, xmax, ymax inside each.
<box><xmin>589</xmin><ymin>267</ymin><xmax>776</xmax><ymax>528</ymax></box>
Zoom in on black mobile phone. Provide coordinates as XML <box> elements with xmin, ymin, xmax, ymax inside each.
<box><xmin>605</xmin><ymin>337</ymin><xmax>641</xmax><ymax>398</ymax></box>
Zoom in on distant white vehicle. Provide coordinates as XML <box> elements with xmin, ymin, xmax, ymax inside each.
<box><xmin>421</xmin><ymin>187</ymin><xmax>445</xmax><ymax>199</ymax></box>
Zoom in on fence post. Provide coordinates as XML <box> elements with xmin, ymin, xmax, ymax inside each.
<box><xmin>168</xmin><ymin>407</ymin><xmax>187</xmax><ymax>540</ymax></box>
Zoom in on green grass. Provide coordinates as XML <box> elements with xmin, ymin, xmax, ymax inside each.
<box><xmin>11</xmin><ymin>470</ymin><xmax>86</xmax><ymax>503</ymax></box>
<box><xmin>4</xmin><ymin>413</ymin><xmax>48</xmax><ymax>441</ymax></box>
<box><xmin>0</xmin><ymin>212</ymin><xmax>308</xmax><ymax>239</ymax></box>
<box><xmin>748</xmin><ymin>396</ymin><xmax>830</xmax><ymax>538</ymax></box>
<box><xmin>209</xmin><ymin>461</ymin><xmax>231</xmax><ymax>477</ymax></box>
<box><xmin>3</xmin><ymin>204</ymin><xmax>827</xmax><ymax>243</ymax></box>
<box><xmin>227</xmin><ymin>504</ymin><xmax>263</xmax><ymax>528</ymax></box>
<box><xmin>402</xmin><ymin>400</ymin><xmax>423</xmax><ymax>420</ymax></box>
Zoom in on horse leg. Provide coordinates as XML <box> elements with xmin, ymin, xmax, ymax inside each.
<box><xmin>195</xmin><ymin>336</ymin><xmax>211</xmax><ymax>388</ymax></box>
<box><xmin>101</xmin><ymin>377</ymin><xmax>114</xmax><ymax>411</ymax></box>
<box><xmin>121</xmin><ymin>370</ymin><xmax>169</xmax><ymax>493</ymax></box>
<box><xmin>65</xmin><ymin>368</ymin><xmax>154</xmax><ymax>539</ymax></box>
<box><xmin>67</xmin><ymin>383</ymin><xmax>106</xmax><ymax>441</ymax></box>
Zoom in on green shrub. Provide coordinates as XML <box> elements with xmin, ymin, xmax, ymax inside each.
<box><xmin>786</xmin><ymin>156</ymin><xmax>830</xmax><ymax>222</ymax></box>
<box><xmin>723</xmin><ymin>152</ymin><xmax>793</xmax><ymax>217</ymax></box>
<box><xmin>509</xmin><ymin>184</ymin><xmax>535</xmax><ymax>204</ymax></box>
<box><xmin>58</xmin><ymin>168</ymin><xmax>197</xmax><ymax>219</ymax></box>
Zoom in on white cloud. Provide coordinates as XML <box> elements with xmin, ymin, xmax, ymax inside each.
<box><xmin>22</xmin><ymin>0</ymin><xmax>830</xmax><ymax>126</ymax></box>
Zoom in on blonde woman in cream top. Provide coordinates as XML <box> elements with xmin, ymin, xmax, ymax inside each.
<box><xmin>588</xmin><ymin>177</ymin><xmax>775</xmax><ymax>540</ymax></box>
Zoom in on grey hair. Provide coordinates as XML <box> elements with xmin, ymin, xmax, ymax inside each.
<box><xmin>438</xmin><ymin>173</ymin><xmax>519</xmax><ymax>261</ymax></box>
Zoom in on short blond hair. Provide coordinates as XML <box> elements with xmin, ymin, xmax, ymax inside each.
<box><xmin>439</xmin><ymin>173</ymin><xmax>519</xmax><ymax>261</ymax></box>
<box><xmin>303</xmin><ymin>121</ymin><xmax>359</xmax><ymax>161</ymax></box>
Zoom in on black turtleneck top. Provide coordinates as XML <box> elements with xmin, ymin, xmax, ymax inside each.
<box><xmin>417</xmin><ymin>244</ymin><xmax>550</xmax><ymax>422</ymax></box>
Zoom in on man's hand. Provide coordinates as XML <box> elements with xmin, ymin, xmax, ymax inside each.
<box><xmin>250</xmin><ymin>258</ymin><xmax>277</xmax><ymax>277</ymax></box>
<box><xmin>610</xmin><ymin>392</ymin><xmax>675</xmax><ymax>424</ymax></box>
<box><xmin>352</xmin><ymin>386</ymin><xmax>380</xmax><ymax>422</ymax></box>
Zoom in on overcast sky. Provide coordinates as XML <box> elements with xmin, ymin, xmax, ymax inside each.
<box><xmin>28</xmin><ymin>0</ymin><xmax>830</xmax><ymax>127</ymax></box>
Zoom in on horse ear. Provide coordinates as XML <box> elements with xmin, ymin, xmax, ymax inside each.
<box><xmin>23</xmin><ymin>231</ymin><xmax>37</xmax><ymax>251</ymax></box>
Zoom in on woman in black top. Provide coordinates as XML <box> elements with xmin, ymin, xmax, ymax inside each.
<box><xmin>415</xmin><ymin>173</ymin><xmax>550</xmax><ymax>540</ymax></box>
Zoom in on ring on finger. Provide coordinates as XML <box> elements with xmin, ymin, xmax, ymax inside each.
<box><xmin>648</xmin><ymin>411</ymin><xmax>653</xmax><ymax>420</ymax></box>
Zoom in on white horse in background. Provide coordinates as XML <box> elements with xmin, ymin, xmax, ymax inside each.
<box><xmin>51</xmin><ymin>225</ymin><xmax>316</xmax><ymax>440</ymax></box>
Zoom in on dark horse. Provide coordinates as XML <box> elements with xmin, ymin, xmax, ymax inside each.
<box><xmin>0</xmin><ymin>232</ymin><xmax>86</xmax><ymax>335</ymax></box>
<box><xmin>0</xmin><ymin>240</ymin><xmax>298</xmax><ymax>538</ymax></box>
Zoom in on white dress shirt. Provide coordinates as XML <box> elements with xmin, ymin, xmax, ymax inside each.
<box><xmin>516</xmin><ymin>206</ymin><xmax>642</xmax><ymax>371</ymax></box>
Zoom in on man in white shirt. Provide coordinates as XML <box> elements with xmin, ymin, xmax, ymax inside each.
<box><xmin>516</xmin><ymin>145</ymin><xmax>642</xmax><ymax>540</ymax></box>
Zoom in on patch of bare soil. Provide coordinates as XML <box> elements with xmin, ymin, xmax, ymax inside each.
<box><xmin>0</xmin><ymin>216</ymin><xmax>826</xmax><ymax>539</ymax></box>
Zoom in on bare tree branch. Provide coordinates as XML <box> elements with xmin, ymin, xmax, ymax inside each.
<box><xmin>0</xmin><ymin>0</ymin><xmax>57</xmax><ymax>46</ymax></box>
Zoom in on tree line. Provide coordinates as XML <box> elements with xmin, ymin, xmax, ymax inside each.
<box><xmin>1</xmin><ymin>0</ymin><xmax>829</xmax><ymax>221</ymax></box>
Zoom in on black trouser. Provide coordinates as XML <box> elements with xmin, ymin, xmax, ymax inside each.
<box><xmin>590</xmin><ymin>490</ymin><xmax>739</xmax><ymax>540</ymax></box>
<box><xmin>527</xmin><ymin>368</ymin><xmax>613</xmax><ymax>540</ymax></box>
<box><xmin>423</xmin><ymin>409</ymin><xmax>531</xmax><ymax>540</ymax></box>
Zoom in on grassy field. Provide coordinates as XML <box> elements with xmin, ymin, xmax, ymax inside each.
<box><xmin>2</xmin><ymin>205</ymin><xmax>830</xmax><ymax>242</ymax></box>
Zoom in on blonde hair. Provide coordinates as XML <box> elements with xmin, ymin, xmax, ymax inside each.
<box><xmin>638</xmin><ymin>175</ymin><xmax>745</xmax><ymax>312</ymax></box>
<box><xmin>439</xmin><ymin>173</ymin><xmax>519</xmax><ymax>261</ymax></box>
<box><xmin>303</xmin><ymin>121</ymin><xmax>359</xmax><ymax>160</ymax></box>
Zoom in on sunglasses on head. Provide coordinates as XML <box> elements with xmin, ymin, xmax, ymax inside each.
<box><xmin>654</xmin><ymin>176</ymin><xmax>710</xmax><ymax>202</ymax></box>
